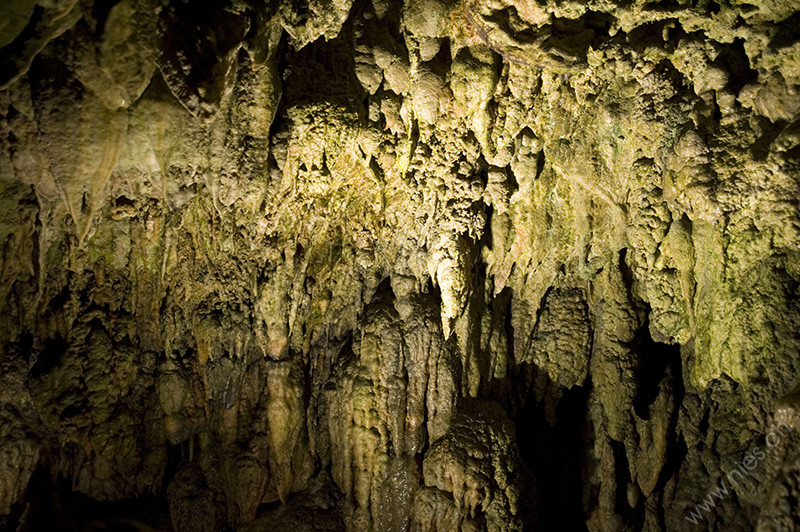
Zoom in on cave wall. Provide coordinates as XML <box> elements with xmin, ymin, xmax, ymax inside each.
<box><xmin>1</xmin><ymin>0</ymin><xmax>800</xmax><ymax>530</ymax></box>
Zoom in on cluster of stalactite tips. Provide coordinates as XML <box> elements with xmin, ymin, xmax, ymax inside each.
<box><xmin>1</xmin><ymin>0</ymin><xmax>800</xmax><ymax>530</ymax></box>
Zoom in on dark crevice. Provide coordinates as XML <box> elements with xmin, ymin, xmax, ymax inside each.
<box><xmin>714</xmin><ymin>38</ymin><xmax>757</xmax><ymax>96</ymax></box>
<box><xmin>29</xmin><ymin>335</ymin><xmax>68</xmax><ymax>379</ymax></box>
<box><xmin>611</xmin><ymin>438</ymin><xmax>644</xmax><ymax>529</ymax></box>
<box><xmin>0</xmin><ymin>6</ymin><xmax>46</xmax><ymax>87</ymax></box>
<box><xmin>751</xmin><ymin>116</ymin><xmax>786</xmax><ymax>160</ymax></box>
<box><xmin>516</xmin><ymin>372</ymin><xmax>591</xmax><ymax>531</ymax></box>
<box><xmin>632</xmin><ymin>317</ymin><xmax>681</xmax><ymax>420</ymax></box>
<box><xmin>91</xmin><ymin>0</ymin><xmax>124</xmax><ymax>37</ymax></box>
<box><xmin>15</xmin><ymin>469</ymin><xmax>172</xmax><ymax>531</ymax></box>
<box><xmin>534</xmin><ymin>149</ymin><xmax>545</xmax><ymax>179</ymax></box>
<box><xmin>769</xmin><ymin>12</ymin><xmax>800</xmax><ymax>50</ymax></box>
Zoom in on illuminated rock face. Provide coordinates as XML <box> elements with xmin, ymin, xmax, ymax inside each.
<box><xmin>1</xmin><ymin>0</ymin><xmax>800</xmax><ymax>530</ymax></box>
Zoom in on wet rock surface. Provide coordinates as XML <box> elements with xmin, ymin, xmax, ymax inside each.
<box><xmin>1</xmin><ymin>0</ymin><xmax>800</xmax><ymax>530</ymax></box>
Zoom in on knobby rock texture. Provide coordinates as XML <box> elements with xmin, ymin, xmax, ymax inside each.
<box><xmin>1</xmin><ymin>0</ymin><xmax>800</xmax><ymax>530</ymax></box>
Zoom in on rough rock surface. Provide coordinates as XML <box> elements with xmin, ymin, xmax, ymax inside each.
<box><xmin>1</xmin><ymin>0</ymin><xmax>800</xmax><ymax>530</ymax></box>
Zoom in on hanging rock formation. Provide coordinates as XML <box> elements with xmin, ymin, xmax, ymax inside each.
<box><xmin>1</xmin><ymin>0</ymin><xmax>800</xmax><ymax>530</ymax></box>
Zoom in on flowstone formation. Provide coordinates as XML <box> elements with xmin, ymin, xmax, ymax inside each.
<box><xmin>1</xmin><ymin>0</ymin><xmax>800</xmax><ymax>530</ymax></box>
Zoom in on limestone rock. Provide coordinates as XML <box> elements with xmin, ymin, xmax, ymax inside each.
<box><xmin>0</xmin><ymin>0</ymin><xmax>799</xmax><ymax>530</ymax></box>
<box><xmin>414</xmin><ymin>400</ymin><xmax>524</xmax><ymax>532</ymax></box>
